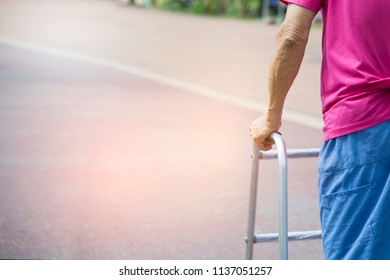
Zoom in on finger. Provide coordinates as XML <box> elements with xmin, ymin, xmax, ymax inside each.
<box><xmin>253</xmin><ymin>139</ymin><xmax>272</xmax><ymax>151</ymax></box>
<box><xmin>258</xmin><ymin>143</ymin><xmax>273</xmax><ymax>151</ymax></box>
<box><xmin>264</xmin><ymin>139</ymin><xmax>275</xmax><ymax>145</ymax></box>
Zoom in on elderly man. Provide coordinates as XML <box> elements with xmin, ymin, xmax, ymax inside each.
<box><xmin>250</xmin><ymin>1</ymin><xmax>390</xmax><ymax>259</ymax></box>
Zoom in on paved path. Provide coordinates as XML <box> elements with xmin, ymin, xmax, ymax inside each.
<box><xmin>0</xmin><ymin>0</ymin><xmax>324</xmax><ymax>259</ymax></box>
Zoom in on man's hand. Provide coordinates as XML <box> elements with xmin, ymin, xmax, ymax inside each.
<box><xmin>249</xmin><ymin>114</ymin><xmax>281</xmax><ymax>151</ymax></box>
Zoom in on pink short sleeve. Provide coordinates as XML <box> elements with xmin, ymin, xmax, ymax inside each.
<box><xmin>280</xmin><ymin>0</ymin><xmax>322</xmax><ymax>13</ymax></box>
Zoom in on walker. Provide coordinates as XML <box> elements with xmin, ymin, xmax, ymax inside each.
<box><xmin>245</xmin><ymin>132</ymin><xmax>322</xmax><ymax>260</ymax></box>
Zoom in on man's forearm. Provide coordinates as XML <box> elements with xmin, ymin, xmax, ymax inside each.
<box><xmin>266</xmin><ymin>5</ymin><xmax>315</xmax><ymax>127</ymax></box>
<box><xmin>250</xmin><ymin>5</ymin><xmax>316</xmax><ymax>151</ymax></box>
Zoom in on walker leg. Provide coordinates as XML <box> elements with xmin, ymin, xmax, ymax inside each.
<box><xmin>245</xmin><ymin>143</ymin><xmax>260</xmax><ymax>260</ymax></box>
<box><xmin>271</xmin><ymin>132</ymin><xmax>288</xmax><ymax>260</ymax></box>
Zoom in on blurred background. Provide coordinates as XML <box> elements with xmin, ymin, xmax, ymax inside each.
<box><xmin>124</xmin><ymin>0</ymin><xmax>285</xmax><ymax>21</ymax></box>
<box><xmin>0</xmin><ymin>0</ymin><xmax>323</xmax><ymax>259</ymax></box>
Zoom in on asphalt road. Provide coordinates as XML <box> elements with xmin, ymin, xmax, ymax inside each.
<box><xmin>0</xmin><ymin>0</ymin><xmax>324</xmax><ymax>259</ymax></box>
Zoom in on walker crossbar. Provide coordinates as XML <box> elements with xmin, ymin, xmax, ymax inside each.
<box><xmin>245</xmin><ymin>133</ymin><xmax>322</xmax><ymax>260</ymax></box>
<box><xmin>258</xmin><ymin>148</ymin><xmax>320</xmax><ymax>160</ymax></box>
<box><xmin>253</xmin><ymin>230</ymin><xmax>322</xmax><ymax>243</ymax></box>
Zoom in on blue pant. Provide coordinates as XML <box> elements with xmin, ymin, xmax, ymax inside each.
<box><xmin>318</xmin><ymin>120</ymin><xmax>390</xmax><ymax>259</ymax></box>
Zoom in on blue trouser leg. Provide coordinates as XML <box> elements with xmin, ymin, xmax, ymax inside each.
<box><xmin>318</xmin><ymin>120</ymin><xmax>390</xmax><ymax>260</ymax></box>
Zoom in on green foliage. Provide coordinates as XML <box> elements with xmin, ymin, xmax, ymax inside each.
<box><xmin>155</xmin><ymin>0</ymin><xmax>264</xmax><ymax>18</ymax></box>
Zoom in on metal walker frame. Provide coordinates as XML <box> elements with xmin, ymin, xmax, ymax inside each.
<box><xmin>245</xmin><ymin>132</ymin><xmax>322</xmax><ymax>260</ymax></box>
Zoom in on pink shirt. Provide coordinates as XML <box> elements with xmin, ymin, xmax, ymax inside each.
<box><xmin>281</xmin><ymin>0</ymin><xmax>390</xmax><ymax>140</ymax></box>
